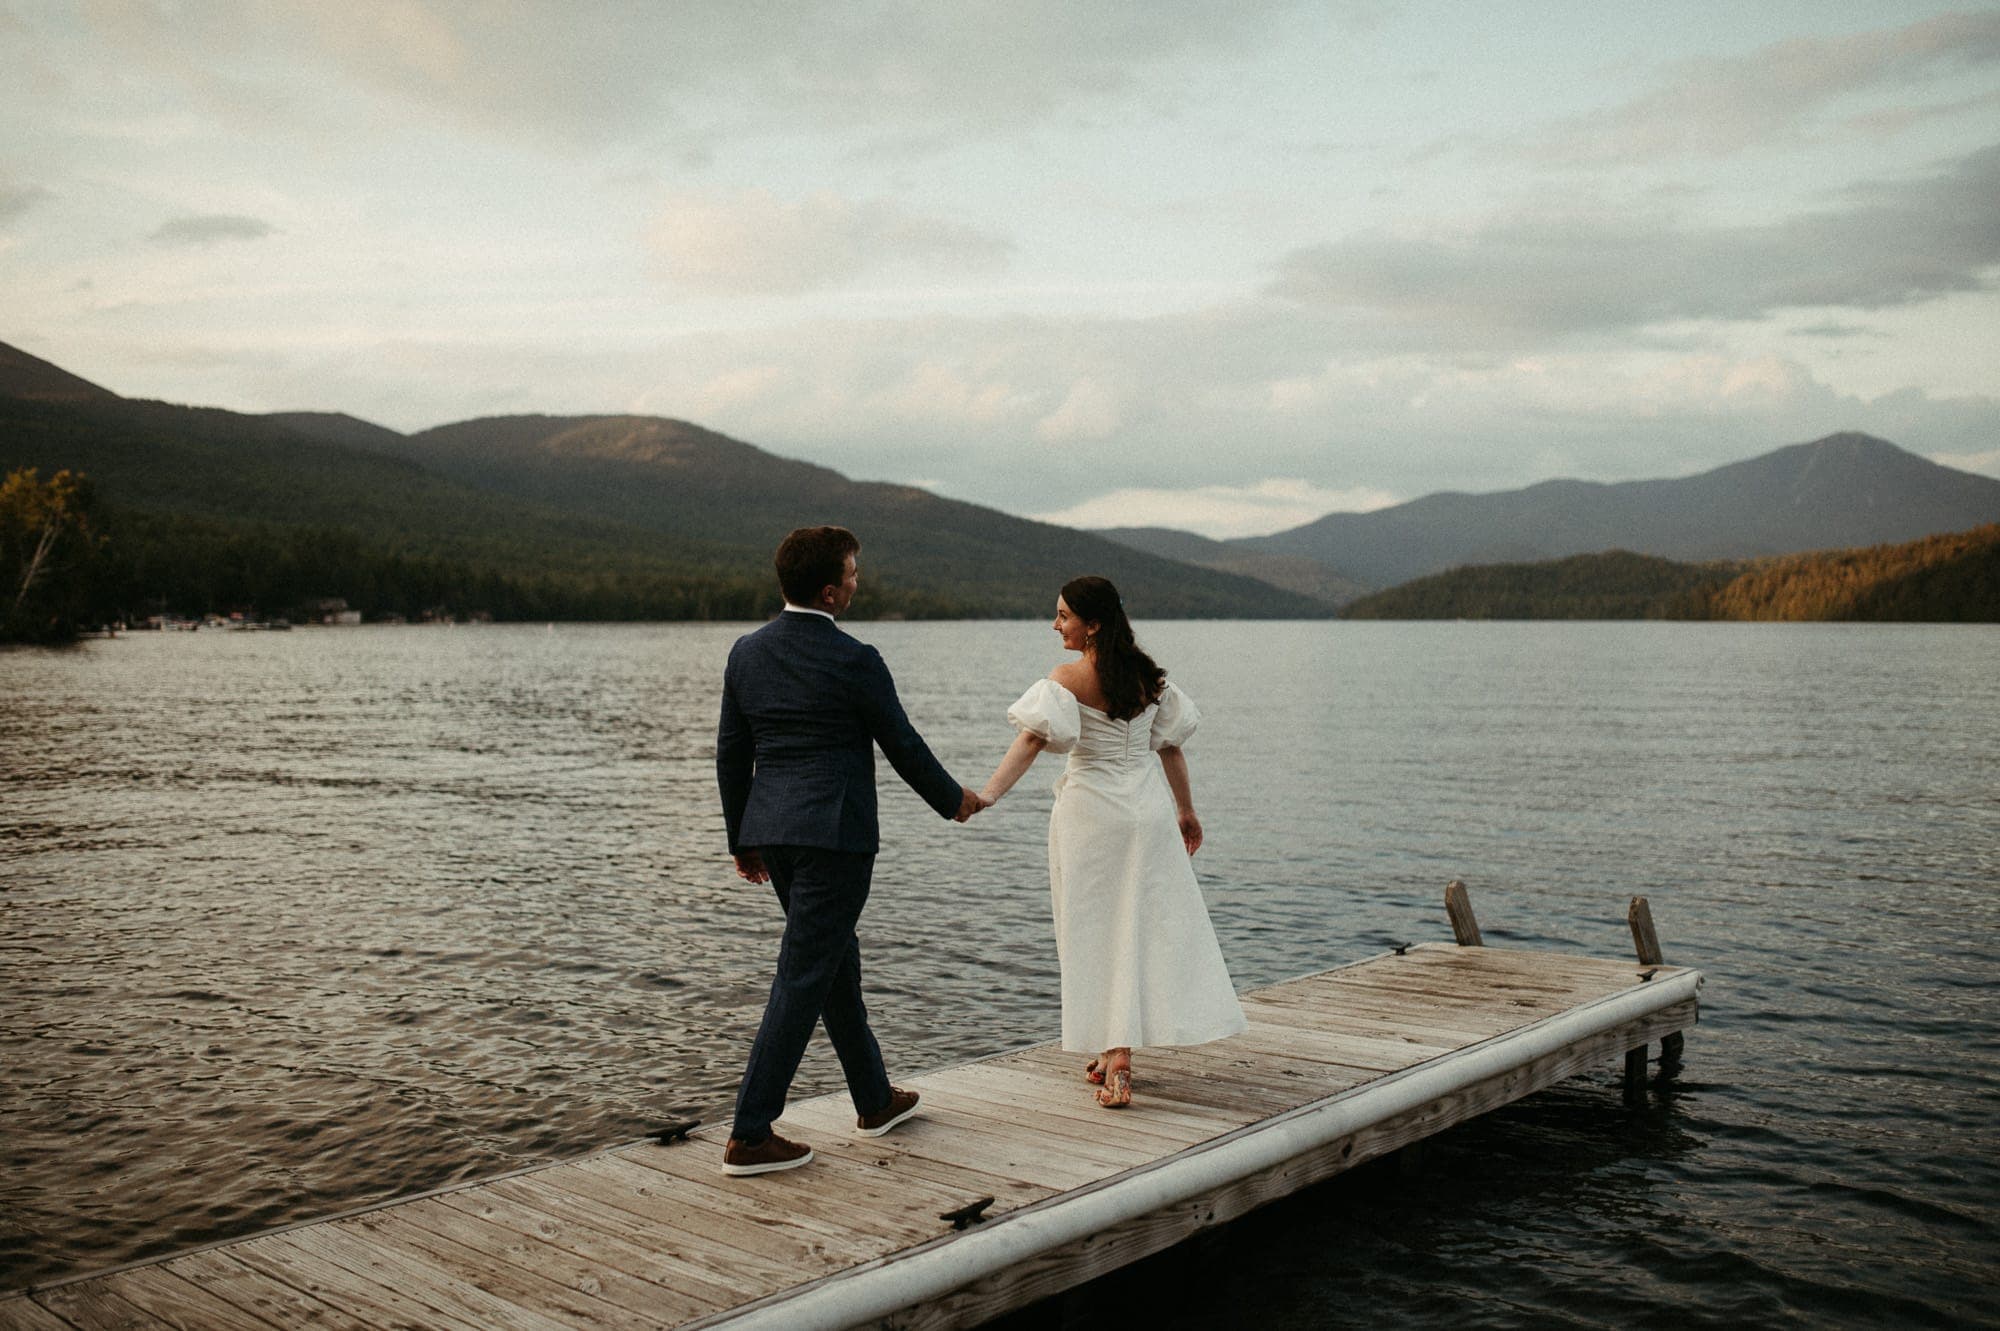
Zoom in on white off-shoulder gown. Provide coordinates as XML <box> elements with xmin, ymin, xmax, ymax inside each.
<box><xmin>1007</xmin><ymin>679</ymin><xmax>1247</xmax><ymax>1053</ymax></box>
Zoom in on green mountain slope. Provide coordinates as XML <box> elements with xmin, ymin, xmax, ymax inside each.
<box><xmin>307</xmin><ymin>412</ymin><xmax>1329</xmax><ymax>618</ymax></box>
<box><xmin>0</xmin><ymin>341</ymin><xmax>116</xmax><ymax>402</ymax></box>
<box><xmin>2</xmin><ymin>345</ymin><xmax>1328</xmax><ymax>620</ymax></box>
<box><xmin>0</xmin><ymin>393</ymin><xmax>793</xmax><ymax>623</ymax></box>
<box><xmin>264</xmin><ymin>410</ymin><xmax>411</xmax><ymax>454</ymax></box>
<box><xmin>1343</xmin><ymin>551</ymin><xmax>1736</xmax><ymax>619</ymax></box>
<box><xmin>0</xmin><ymin>396</ymin><xmax>749</xmax><ymax>573</ymax></box>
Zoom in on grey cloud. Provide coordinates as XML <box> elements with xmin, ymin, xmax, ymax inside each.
<box><xmin>75</xmin><ymin>0</ymin><xmax>1313</xmax><ymax>153</ymax></box>
<box><xmin>1790</xmin><ymin>323</ymin><xmax>1887</xmax><ymax>340</ymax></box>
<box><xmin>650</xmin><ymin>191</ymin><xmax>1013</xmax><ymax>296</ymax></box>
<box><xmin>1267</xmin><ymin>144</ymin><xmax>2000</xmax><ymax>341</ymax></box>
<box><xmin>1529</xmin><ymin>10</ymin><xmax>2000</xmax><ymax>162</ymax></box>
<box><xmin>149</xmin><ymin>214</ymin><xmax>277</xmax><ymax>246</ymax></box>
<box><xmin>0</xmin><ymin>182</ymin><xmax>51</xmax><ymax>221</ymax></box>
<box><xmin>1843</xmin><ymin>88</ymin><xmax>2000</xmax><ymax>138</ymax></box>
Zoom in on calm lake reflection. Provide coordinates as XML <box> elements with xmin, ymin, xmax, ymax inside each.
<box><xmin>3</xmin><ymin>621</ymin><xmax>1996</xmax><ymax>1326</ymax></box>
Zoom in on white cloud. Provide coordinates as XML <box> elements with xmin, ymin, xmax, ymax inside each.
<box><xmin>1530</xmin><ymin>10</ymin><xmax>2000</xmax><ymax>162</ymax></box>
<box><xmin>864</xmin><ymin>361</ymin><xmax>1022</xmax><ymax>430</ymax></box>
<box><xmin>649</xmin><ymin>189</ymin><xmax>1011</xmax><ymax>295</ymax></box>
<box><xmin>1034</xmin><ymin>376</ymin><xmax>1122</xmax><ymax>442</ymax></box>
<box><xmin>65</xmin><ymin>0</ymin><xmax>1305</xmax><ymax>152</ymax></box>
<box><xmin>1930</xmin><ymin>446</ymin><xmax>2000</xmax><ymax>480</ymax></box>
<box><xmin>1034</xmin><ymin>479</ymin><xmax>1400</xmax><ymax>540</ymax></box>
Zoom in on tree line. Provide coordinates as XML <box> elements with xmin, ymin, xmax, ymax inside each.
<box><xmin>1</xmin><ymin>466</ymin><xmax>977</xmax><ymax>643</ymax></box>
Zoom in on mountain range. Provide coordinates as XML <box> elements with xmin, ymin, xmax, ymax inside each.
<box><xmin>1102</xmin><ymin>433</ymin><xmax>2000</xmax><ymax>600</ymax></box>
<box><xmin>4</xmin><ymin>336</ymin><xmax>1995</xmax><ymax>620</ymax></box>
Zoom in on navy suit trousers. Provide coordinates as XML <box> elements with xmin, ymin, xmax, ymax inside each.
<box><xmin>730</xmin><ymin>845</ymin><xmax>894</xmax><ymax>1142</ymax></box>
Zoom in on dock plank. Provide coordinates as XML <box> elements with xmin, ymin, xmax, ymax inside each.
<box><xmin>1138</xmin><ymin>1037</ymin><xmax>1388</xmax><ymax>1101</ymax></box>
<box><xmin>430</xmin><ymin>1183</ymin><xmax>731</xmax><ymax>1322</ymax></box>
<box><xmin>791</xmin><ymin>1134</ymin><xmax>1057</xmax><ymax>1218</ymax></box>
<box><xmin>946</xmin><ymin>1060</ymin><xmax>1248</xmax><ymax>1140</ymax></box>
<box><xmin>767</xmin><ymin>1100</ymin><xmax>1130</xmax><ymax>1191</ymax></box>
<box><xmin>1226</xmin><ymin>1021</ymin><xmax>1441</xmax><ymax>1070</ymax></box>
<box><xmin>95</xmin><ymin>1266</ymin><xmax>286</xmax><ymax>1331</ymax></box>
<box><xmin>0</xmin><ymin>1296</ymin><xmax>94</xmax><ymax>1331</ymax></box>
<box><xmin>160</xmin><ymin>1249</ymin><xmax>376</xmax><ymax>1330</ymax></box>
<box><xmin>348</xmin><ymin>1208</ymin><xmax>654</xmax><ymax>1331</ymax></box>
<box><xmin>26</xmin><ymin>1282</ymin><xmax>163</xmax><ymax>1331</ymax></box>
<box><xmin>1240</xmin><ymin>991</ymin><xmax>1525</xmax><ymax>1044</ymax></box>
<box><xmin>282</xmin><ymin>1221</ymin><xmax>580</xmax><ymax>1331</ymax></box>
<box><xmin>231</xmin><ymin>1233</ymin><xmax>493</xmax><ymax>1331</ymax></box>
<box><xmin>628</xmin><ymin>1133</ymin><xmax>1002</xmax><ymax>1249</ymax></box>
<box><xmin>910</xmin><ymin>1091</ymin><xmax>1191</xmax><ymax>1165</ymax></box>
<box><xmin>1319</xmin><ymin>968</ymin><xmax>1609</xmax><ymax>1009</ymax></box>
<box><xmin>501</xmin><ymin>1165</ymin><xmax>820</xmax><ymax>1297</ymax></box>
<box><xmin>603</xmin><ymin>1140</ymin><xmax>973</xmax><ymax>1256</ymax></box>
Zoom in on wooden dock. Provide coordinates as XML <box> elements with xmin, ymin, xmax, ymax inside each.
<box><xmin>3</xmin><ymin>894</ymin><xmax>1702</xmax><ymax>1331</ymax></box>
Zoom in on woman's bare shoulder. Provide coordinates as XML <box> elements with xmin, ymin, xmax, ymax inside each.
<box><xmin>1048</xmin><ymin>660</ymin><xmax>1087</xmax><ymax>686</ymax></box>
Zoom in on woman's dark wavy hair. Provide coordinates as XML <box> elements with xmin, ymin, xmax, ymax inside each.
<box><xmin>1062</xmin><ymin>575</ymin><xmax>1165</xmax><ymax>721</ymax></box>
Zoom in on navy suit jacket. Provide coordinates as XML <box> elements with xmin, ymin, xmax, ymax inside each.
<box><xmin>717</xmin><ymin>611</ymin><xmax>962</xmax><ymax>855</ymax></box>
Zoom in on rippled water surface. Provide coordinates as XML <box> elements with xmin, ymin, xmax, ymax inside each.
<box><xmin>3</xmin><ymin>622</ymin><xmax>1997</xmax><ymax>1325</ymax></box>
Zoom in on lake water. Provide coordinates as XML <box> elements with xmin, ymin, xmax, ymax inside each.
<box><xmin>3</xmin><ymin>621</ymin><xmax>1997</xmax><ymax>1326</ymax></box>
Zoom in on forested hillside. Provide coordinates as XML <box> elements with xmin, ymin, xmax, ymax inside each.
<box><xmin>1342</xmin><ymin>526</ymin><xmax>2000</xmax><ymax>622</ymax></box>
<box><xmin>1342</xmin><ymin>551</ymin><xmax>1735</xmax><ymax>620</ymax></box>
<box><xmin>1702</xmin><ymin>524</ymin><xmax>1999</xmax><ymax>622</ymax></box>
<box><xmin>0</xmin><ymin>355</ymin><xmax>1326</xmax><ymax>628</ymax></box>
<box><xmin>301</xmin><ymin>412</ymin><xmax>1326</xmax><ymax>618</ymax></box>
<box><xmin>0</xmin><ymin>395</ymin><xmax>792</xmax><ymax>626</ymax></box>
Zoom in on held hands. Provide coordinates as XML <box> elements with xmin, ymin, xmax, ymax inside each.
<box><xmin>1177</xmin><ymin>809</ymin><xmax>1203</xmax><ymax>857</ymax></box>
<box><xmin>952</xmin><ymin>786</ymin><xmax>1001</xmax><ymax>822</ymax></box>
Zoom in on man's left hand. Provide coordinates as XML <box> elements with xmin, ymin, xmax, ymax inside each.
<box><xmin>733</xmin><ymin>851</ymin><xmax>769</xmax><ymax>883</ymax></box>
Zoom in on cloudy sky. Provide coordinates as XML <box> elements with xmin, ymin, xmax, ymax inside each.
<box><xmin>4</xmin><ymin>3</ymin><xmax>1998</xmax><ymax>537</ymax></box>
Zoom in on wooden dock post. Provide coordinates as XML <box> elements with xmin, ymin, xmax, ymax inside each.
<box><xmin>1624</xmin><ymin>896</ymin><xmax>1684</xmax><ymax>1095</ymax></box>
<box><xmin>1628</xmin><ymin>896</ymin><xmax>1683</xmax><ymax>1070</ymax></box>
<box><xmin>1445</xmin><ymin>879</ymin><xmax>1482</xmax><ymax>947</ymax></box>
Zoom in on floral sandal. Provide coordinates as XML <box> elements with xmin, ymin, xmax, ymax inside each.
<box><xmin>1096</xmin><ymin>1066</ymin><xmax>1132</xmax><ymax>1109</ymax></box>
<box><xmin>1084</xmin><ymin>1058</ymin><xmax>1105</xmax><ymax>1085</ymax></box>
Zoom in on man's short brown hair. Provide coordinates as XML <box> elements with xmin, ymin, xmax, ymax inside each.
<box><xmin>775</xmin><ymin>525</ymin><xmax>860</xmax><ymax>606</ymax></box>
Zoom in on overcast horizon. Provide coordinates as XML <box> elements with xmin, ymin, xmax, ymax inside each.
<box><xmin>4</xmin><ymin>3</ymin><xmax>1998</xmax><ymax>539</ymax></box>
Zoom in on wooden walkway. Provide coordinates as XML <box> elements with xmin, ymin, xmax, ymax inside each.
<box><xmin>3</xmin><ymin>909</ymin><xmax>1702</xmax><ymax>1331</ymax></box>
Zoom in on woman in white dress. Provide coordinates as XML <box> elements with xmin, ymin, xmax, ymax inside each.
<box><xmin>979</xmin><ymin>576</ymin><xmax>1245</xmax><ymax>1108</ymax></box>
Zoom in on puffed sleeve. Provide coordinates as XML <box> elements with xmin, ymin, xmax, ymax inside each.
<box><xmin>1007</xmin><ymin>678</ymin><xmax>1081</xmax><ymax>753</ymax></box>
<box><xmin>1149</xmin><ymin>681</ymin><xmax>1200</xmax><ymax>750</ymax></box>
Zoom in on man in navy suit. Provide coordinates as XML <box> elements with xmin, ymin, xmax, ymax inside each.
<box><xmin>716</xmin><ymin>525</ymin><xmax>981</xmax><ymax>1175</ymax></box>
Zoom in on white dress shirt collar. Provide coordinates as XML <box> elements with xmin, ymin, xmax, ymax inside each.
<box><xmin>782</xmin><ymin>604</ymin><xmax>836</xmax><ymax>622</ymax></box>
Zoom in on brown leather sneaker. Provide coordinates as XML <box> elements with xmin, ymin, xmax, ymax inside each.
<box><xmin>856</xmin><ymin>1086</ymin><xmax>921</xmax><ymax>1137</ymax></box>
<box><xmin>720</xmin><ymin>1133</ymin><xmax>813</xmax><ymax>1176</ymax></box>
